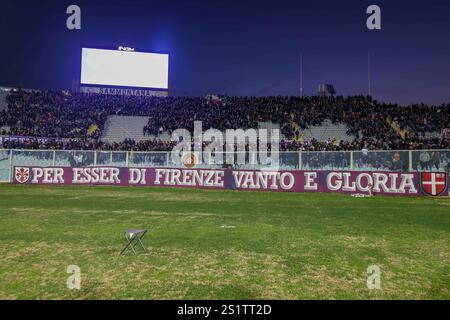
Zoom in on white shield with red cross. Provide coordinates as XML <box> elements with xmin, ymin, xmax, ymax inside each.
<box><xmin>420</xmin><ymin>172</ymin><xmax>447</xmax><ymax>196</ymax></box>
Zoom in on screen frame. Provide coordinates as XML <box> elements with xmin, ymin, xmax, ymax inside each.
<box><xmin>79</xmin><ymin>46</ymin><xmax>170</xmax><ymax>91</ymax></box>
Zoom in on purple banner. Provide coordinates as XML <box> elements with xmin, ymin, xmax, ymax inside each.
<box><xmin>12</xmin><ymin>166</ymin><xmax>449</xmax><ymax>197</ymax></box>
<box><xmin>0</xmin><ymin>135</ymin><xmax>71</xmax><ymax>144</ymax></box>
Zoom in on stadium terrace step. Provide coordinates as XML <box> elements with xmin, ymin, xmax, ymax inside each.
<box><xmin>101</xmin><ymin>115</ymin><xmax>151</xmax><ymax>143</ymax></box>
<box><xmin>300</xmin><ymin>120</ymin><xmax>354</xmax><ymax>143</ymax></box>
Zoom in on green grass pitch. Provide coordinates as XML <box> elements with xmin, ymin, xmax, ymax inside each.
<box><xmin>0</xmin><ymin>184</ymin><xmax>448</xmax><ymax>299</ymax></box>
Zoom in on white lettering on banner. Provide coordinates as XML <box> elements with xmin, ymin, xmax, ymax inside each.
<box><xmin>32</xmin><ymin>168</ymin><xmax>43</xmax><ymax>183</ymax></box>
<box><xmin>233</xmin><ymin>171</ymin><xmax>246</xmax><ymax>188</ymax></box>
<box><xmin>72</xmin><ymin>168</ymin><xmax>120</xmax><ymax>184</ymax></box>
<box><xmin>398</xmin><ymin>174</ymin><xmax>417</xmax><ymax>194</ymax></box>
<box><xmin>232</xmin><ymin>171</ymin><xmax>287</xmax><ymax>190</ymax></box>
<box><xmin>280</xmin><ymin>172</ymin><xmax>295</xmax><ymax>190</ymax></box>
<box><xmin>304</xmin><ymin>172</ymin><xmax>318</xmax><ymax>190</ymax></box>
<box><xmin>324</xmin><ymin>172</ymin><xmax>418</xmax><ymax>194</ymax></box>
<box><xmin>154</xmin><ymin>168</ymin><xmax>164</xmax><ymax>185</ymax></box>
<box><xmin>372</xmin><ymin>173</ymin><xmax>389</xmax><ymax>193</ymax></box>
<box><xmin>356</xmin><ymin>173</ymin><xmax>373</xmax><ymax>192</ymax></box>
<box><xmin>182</xmin><ymin>170</ymin><xmax>193</xmax><ymax>185</ymax></box>
<box><xmin>129</xmin><ymin>168</ymin><xmax>146</xmax><ymax>184</ymax></box>
<box><xmin>153</xmin><ymin>169</ymin><xmax>224</xmax><ymax>187</ymax></box>
<box><xmin>18</xmin><ymin>166</ymin><xmax>427</xmax><ymax>196</ymax></box>
<box><xmin>341</xmin><ymin>172</ymin><xmax>356</xmax><ymax>191</ymax></box>
<box><xmin>388</xmin><ymin>173</ymin><xmax>399</xmax><ymax>193</ymax></box>
<box><xmin>31</xmin><ymin>167</ymin><xmax>65</xmax><ymax>184</ymax></box>
<box><xmin>327</xmin><ymin>172</ymin><xmax>342</xmax><ymax>191</ymax></box>
<box><xmin>170</xmin><ymin>169</ymin><xmax>181</xmax><ymax>185</ymax></box>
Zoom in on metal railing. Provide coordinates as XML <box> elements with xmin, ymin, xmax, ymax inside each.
<box><xmin>0</xmin><ymin>148</ymin><xmax>449</xmax><ymax>182</ymax></box>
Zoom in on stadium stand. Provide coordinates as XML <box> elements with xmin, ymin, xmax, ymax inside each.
<box><xmin>0</xmin><ymin>89</ymin><xmax>449</xmax><ymax>152</ymax></box>
<box><xmin>0</xmin><ymin>88</ymin><xmax>10</xmax><ymax>135</ymax></box>
<box><xmin>0</xmin><ymin>88</ymin><xmax>9</xmax><ymax>112</ymax></box>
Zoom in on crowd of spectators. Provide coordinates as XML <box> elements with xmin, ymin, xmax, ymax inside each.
<box><xmin>0</xmin><ymin>137</ymin><xmax>178</xmax><ymax>152</ymax></box>
<box><xmin>0</xmin><ymin>89</ymin><xmax>449</xmax><ymax>152</ymax></box>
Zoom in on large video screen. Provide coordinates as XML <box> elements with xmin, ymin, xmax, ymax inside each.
<box><xmin>80</xmin><ymin>48</ymin><xmax>169</xmax><ymax>89</ymax></box>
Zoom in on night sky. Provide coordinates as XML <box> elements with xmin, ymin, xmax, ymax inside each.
<box><xmin>1</xmin><ymin>0</ymin><xmax>449</xmax><ymax>105</ymax></box>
